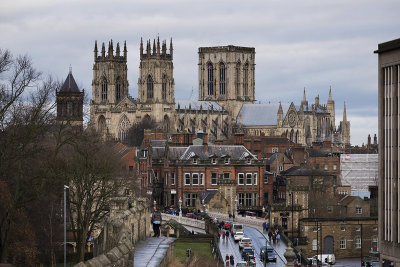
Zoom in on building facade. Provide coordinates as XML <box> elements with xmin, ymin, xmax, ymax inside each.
<box><xmin>376</xmin><ymin>38</ymin><xmax>400</xmax><ymax>266</ymax></box>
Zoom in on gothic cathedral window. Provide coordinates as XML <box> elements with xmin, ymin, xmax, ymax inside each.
<box><xmin>118</xmin><ymin>115</ymin><xmax>131</xmax><ymax>141</ymax></box>
<box><xmin>219</xmin><ymin>62</ymin><xmax>225</xmax><ymax>95</ymax></box>
<box><xmin>101</xmin><ymin>77</ymin><xmax>108</xmax><ymax>101</ymax></box>
<box><xmin>207</xmin><ymin>63</ymin><xmax>214</xmax><ymax>96</ymax></box>
<box><xmin>243</xmin><ymin>63</ymin><xmax>249</xmax><ymax>96</ymax></box>
<box><xmin>116</xmin><ymin>77</ymin><xmax>121</xmax><ymax>101</ymax></box>
<box><xmin>235</xmin><ymin>62</ymin><xmax>241</xmax><ymax>97</ymax></box>
<box><xmin>147</xmin><ymin>75</ymin><xmax>153</xmax><ymax>99</ymax></box>
<box><xmin>162</xmin><ymin>74</ymin><xmax>167</xmax><ymax>100</ymax></box>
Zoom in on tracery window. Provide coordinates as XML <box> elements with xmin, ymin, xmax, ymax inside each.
<box><xmin>118</xmin><ymin>115</ymin><xmax>131</xmax><ymax>141</ymax></box>
<box><xmin>235</xmin><ymin>62</ymin><xmax>241</xmax><ymax>96</ymax></box>
<box><xmin>219</xmin><ymin>62</ymin><xmax>226</xmax><ymax>95</ymax></box>
<box><xmin>207</xmin><ymin>63</ymin><xmax>214</xmax><ymax>96</ymax></box>
<box><xmin>243</xmin><ymin>63</ymin><xmax>249</xmax><ymax>96</ymax></box>
<box><xmin>162</xmin><ymin>74</ymin><xmax>167</xmax><ymax>100</ymax></box>
<box><xmin>147</xmin><ymin>75</ymin><xmax>153</xmax><ymax>99</ymax></box>
<box><xmin>116</xmin><ymin>77</ymin><xmax>121</xmax><ymax>101</ymax></box>
<box><xmin>101</xmin><ymin>77</ymin><xmax>108</xmax><ymax>101</ymax></box>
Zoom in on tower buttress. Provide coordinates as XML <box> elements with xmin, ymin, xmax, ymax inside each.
<box><xmin>157</xmin><ymin>36</ymin><xmax>160</xmax><ymax>57</ymax></box>
<box><xmin>116</xmin><ymin>42</ymin><xmax>120</xmax><ymax>57</ymax></box>
<box><xmin>101</xmin><ymin>42</ymin><xmax>105</xmax><ymax>57</ymax></box>
<box><xmin>277</xmin><ymin>102</ymin><xmax>283</xmax><ymax>126</ymax></box>
<box><xmin>170</xmin><ymin>38</ymin><xmax>173</xmax><ymax>58</ymax></box>
<box><xmin>327</xmin><ymin>86</ymin><xmax>335</xmax><ymax>129</ymax></box>
<box><xmin>140</xmin><ymin>38</ymin><xmax>143</xmax><ymax>58</ymax></box>
<box><xmin>124</xmin><ymin>41</ymin><xmax>127</xmax><ymax>60</ymax></box>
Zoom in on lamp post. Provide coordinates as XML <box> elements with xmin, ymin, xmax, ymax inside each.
<box><xmin>63</xmin><ymin>185</ymin><xmax>69</xmax><ymax>267</ymax></box>
<box><xmin>262</xmin><ymin>206</ymin><xmax>265</xmax><ymax>217</ymax></box>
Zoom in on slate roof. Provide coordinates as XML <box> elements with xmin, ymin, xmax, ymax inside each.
<box><xmin>175</xmin><ymin>100</ymin><xmax>223</xmax><ymax>111</ymax></box>
<box><xmin>265</xmin><ymin>153</ymin><xmax>281</xmax><ymax>165</ymax></box>
<box><xmin>151</xmin><ymin>140</ymin><xmax>166</xmax><ymax>147</ymax></box>
<box><xmin>151</xmin><ymin>147</ymin><xmax>187</xmax><ymax>160</ymax></box>
<box><xmin>281</xmin><ymin>166</ymin><xmax>332</xmax><ymax>176</ymax></box>
<box><xmin>307</xmin><ymin>148</ymin><xmax>333</xmax><ymax>157</ymax></box>
<box><xmin>60</xmin><ymin>72</ymin><xmax>81</xmax><ymax>93</ymax></box>
<box><xmin>179</xmin><ymin>145</ymin><xmax>257</xmax><ymax>161</ymax></box>
<box><xmin>237</xmin><ymin>103</ymin><xmax>290</xmax><ymax>126</ymax></box>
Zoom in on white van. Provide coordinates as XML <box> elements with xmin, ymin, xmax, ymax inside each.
<box><xmin>232</xmin><ymin>223</ymin><xmax>244</xmax><ymax>234</ymax></box>
<box><xmin>310</xmin><ymin>254</ymin><xmax>336</xmax><ymax>265</ymax></box>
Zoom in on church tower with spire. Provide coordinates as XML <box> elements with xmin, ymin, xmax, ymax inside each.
<box><xmin>326</xmin><ymin>86</ymin><xmax>335</xmax><ymax>129</ymax></box>
<box><xmin>340</xmin><ymin>102</ymin><xmax>350</xmax><ymax>145</ymax></box>
<box><xmin>56</xmin><ymin>67</ymin><xmax>84</xmax><ymax>128</ymax></box>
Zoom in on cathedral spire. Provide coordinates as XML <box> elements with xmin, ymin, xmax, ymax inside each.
<box><xmin>153</xmin><ymin>39</ymin><xmax>156</xmax><ymax>55</ymax></box>
<box><xmin>147</xmin><ymin>40</ymin><xmax>151</xmax><ymax>57</ymax></box>
<box><xmin>157</xmin><ymin>36</ymin><xmax>160</xmax><ymax>57</ymax></box>
<box><xmin>108</xmin><ymin>39</ymin><xmax>114</xmax><ymax>57</ymax></box>
<box><xmin>278</xmin><ymin>102</ymin><xmax>283</xmax><ymax>114</ymax></box>
<box><xmin>343</xmin><ymin>102</ymin><xmax>347</xmax><ymax>121</ymax></box>
<box><xmin>101</xmin><ymin>42</ymin><xmax>105</xmax><ymax>57</ymax></box>
<box><xmin>162</xmin><ymin>40</ymin><xmax>166</xmax><ymax>56</ymax></box>
<box><xmin>170</xmin><ymin>38</ymin><xmax>173</xmax><ymax>58</ymax></box>
<box><xmin>116</xmin><ymin>42</ymin><xmax>120</xmax><ymax>56</ymax></box>
<box><xmin>94</xmin><ymin>40</ymin><xmax>98</xmax><ymax>60</ymax></box>
<box><xmin>328</xmin><ymin>86</ymin><xmax>333</xmax><ymax>101</ymax></box>
<box><xmin>140</xmin><ymin>38</ymin><xmax>143</xmax><ymax>58</ymax></box>
<box><xmin>301</xmin><ymin>87</ymin><xmax>308</xmax><ymax>107</ymax></box>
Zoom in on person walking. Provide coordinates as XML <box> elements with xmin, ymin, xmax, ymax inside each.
<box><xmin>276</xmin><ymin>232</ymin><xmax>281</xmax><ymax>243</ymax></box>
<box><xmin>268</xmin><ymin>231</ymin><xmax>272</xmax><ymax>243</ymax></box>
<box><xmin>151</xmin><ymin>206</ymin><xmax>162</xmax><ymax>237</ymax></box>
<box><xmin>225</xmin><ymin>254</ymin><xmax>230</xmax><ymax>267</ymax></box>
<box><xmin>229</xmin><ymin>254</ymin><xmax>234</xmax><ymax>267</ymax></box>
<box><xmin>226</xmin><ymin>230</ymin><xmax>230</xmax><ymax>239</ymax></box>
<box><xmin>262</xmin><ymin>222</ymin><xmax>266</xmax><ymax>232</ymax></box>
<box><xmin>222</xmin><ymin>229</ymin><xmax>226</xmax><ymax>241</ymax></box>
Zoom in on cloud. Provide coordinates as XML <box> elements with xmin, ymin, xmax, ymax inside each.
<box><xmin>1</xmin><ymin>0</ymin><xmax>398</xmax><ymax>146</ymax></box>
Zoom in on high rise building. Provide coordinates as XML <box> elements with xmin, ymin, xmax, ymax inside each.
<box><xmin>375</xmin><ymin>38</ymin><xmax>400</xmax><ymax>266</ymax></box>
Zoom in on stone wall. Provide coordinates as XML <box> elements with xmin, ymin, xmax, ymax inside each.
<box><xmin>73</xmin><ymin>198</ymin><xmax>151</xmax><ymax>267</ymax></box>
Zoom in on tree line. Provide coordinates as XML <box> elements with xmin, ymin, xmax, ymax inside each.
<box><xmin>0</xmin><ymin>48</ymin><xmax>134</xmax><ymax>266</ymax></box>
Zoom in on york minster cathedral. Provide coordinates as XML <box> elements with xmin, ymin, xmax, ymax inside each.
<box><xmin>87</xmin><ymin>37</ymin><xmax>350</xmax><ymax>146</ymax></box>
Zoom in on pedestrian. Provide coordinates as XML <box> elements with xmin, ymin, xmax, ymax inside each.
<box><xmin>272</xmin><ymin>233</ymin><xmax>276</xmax><ymax>243</ymax></box>
<box><xmin>268</xmin><ymin>231</ymin><xmax>272</xmax><ymax>243</ymax></box>
<box><xmin>262</xmin><ymin>222</ymin><xmax>266</xmax><ymax>232</ymax></box>
<box><xmin>222</xmin><ymin>230</ymin><xmax>225</xmax><ymax>240</ymax></box>
<box><xmin>225</xmin><ymin>254</ymin><xmax>230</xmax><ymax>267</ymax></box>
<box><xmin>265</xmin><ymin>222</ymin><xmax>269</xmax><ymax>232</ymax></box>
<box><xmin>230</xmin><ymin>254</ymin><xmax>234</xmax><ymax>267</ymax></box>
<box><xmin>217</xmin><ymin>229</ymin><xmax>221</xmax><ymax>239</ymax></box>
<box><xmin>277</xmin><ymin>233</ymin><xmax>281</xmax><ymax>243</ymax></box>
<box><xmin>226</xmin><ymin>230</ymin><xmax>230</xmax><ymax>239</ymax></box>
<box><xmin>151</xmin><ymin>206</ymin><xmax>162</xmax><ymax>237</ymax></box>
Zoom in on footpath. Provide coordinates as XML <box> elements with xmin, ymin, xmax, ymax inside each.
<box><xmin>133</xmin><ymin>236</ymin><xmax>175</xmax><ymax>267</ymax></box>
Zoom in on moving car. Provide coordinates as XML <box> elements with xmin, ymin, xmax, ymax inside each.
<box><xmin>236</xmin><ymin>261</ymin><xmax>247</xmax><ymax>267</ymax></box>
<box><xmin>260</xmin><ymin>245</ymin><xmax>276</xmax><ymax>262</ymax></box>
<box><xmin>267</xmin><ymin>250</ymin><xmax>277</xmax><ymax>262</ymax></box>
<box><xmin>259</xmin><ymin>246</ymin><xmax>267</xmax><ymax>262</ymax></box>
<box><xmin>239</xmin><ymin>237</ymin><xmax>253</xmax><ymax>249</ymax></box>
<box><xmin>232</xmin><ymin>223</ymin><xmax>244</xmax><ymax>234</ymax></box>
<box><xmin>241</xmin><ymin>247</ymin><xmax>255</xmax><ymax>260</ymax></box>
<box><xmin>234</xmin><ymin>231</ymin><xmax>244</xmax><ymax>242</ymax></box>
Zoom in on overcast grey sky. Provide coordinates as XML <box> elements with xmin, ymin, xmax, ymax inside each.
<box><xmin>1</xmin><ymin>0</ymin><xmax>399</xmax><ymax>146</ymax></box>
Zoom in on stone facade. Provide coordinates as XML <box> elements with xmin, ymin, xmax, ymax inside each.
<box><xmin>89</xmin><ymin>38</ymin><xmax>351</xmax><ymax>147</ymax></box>
<box><xmin>299</xmin><ymin>218</ymin><xmax>378</xmax><ymax>259</ymax></box>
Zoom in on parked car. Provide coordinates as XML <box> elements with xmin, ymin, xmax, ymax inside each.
<box><xmin>239</xmin><ymin>237</ymin><xmax>253</xmax><ymax>249</ymax></box>
<box><xmin>236</xmin><ymin>261</ymin><xmax>247</xmax><ymax>267</ymax></box>
<box><xmin>267</xmin><ymin>250</ymin><xmax>277</xmax><ymax>262</ymax></box>
<box><xmin>241</xmin><ymin>247</ymin><xmax>255</xmax><ymax>260</ymax></box>
<box><xmin>234</xmin><ymin>232</ymin><xmax>244</xmax><ymax>242</ymax></box>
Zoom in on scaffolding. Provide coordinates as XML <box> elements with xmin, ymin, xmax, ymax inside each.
<box><xmin>340</xmin><ymin>154</ymin><xmax>378</xmax><ymax>196</ymax></box>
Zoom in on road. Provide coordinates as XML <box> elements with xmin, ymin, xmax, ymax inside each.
<box><xmin>218</xmin><ymin>225</ymin><xmax>287</xmax><ymax>266</ymax></box>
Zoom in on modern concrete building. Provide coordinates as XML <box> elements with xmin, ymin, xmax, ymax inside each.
<box><xmin>376</xmin><ymin>38</ymin><xmax>400</xmax><ymax>266</ymax></box>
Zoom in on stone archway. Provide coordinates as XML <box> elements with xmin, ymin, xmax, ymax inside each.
<box><xmin>98</xmin><ymin>115</ymin><xmax>106</xmax><ymax>135</ymax></box>
<box><xmin>323</xmin><ymin>235</ymin><xmax>334</xmax><ymax>254</ymax></box>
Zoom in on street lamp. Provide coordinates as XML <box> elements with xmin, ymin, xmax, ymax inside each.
<box><xmin>289</xmin><ymin>191</ymin><xmax>294</xmax><ymax>241</ymax></box>
<box><xmin>63</xmin><ymin>185</ymin><xmax>69</xmax><ymax>267</ymax></box>
<box><xmin>262</xmin><ymin>206</ymin><xmax>265</xmax><ymax>217</ymax></box>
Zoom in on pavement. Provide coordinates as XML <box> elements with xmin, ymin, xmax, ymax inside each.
<box><xmin>133</xmin><ymin>236</ymin><xmax>175</xmax><ymax>267</ymax></box>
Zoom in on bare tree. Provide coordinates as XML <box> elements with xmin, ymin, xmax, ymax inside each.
<box><xmin>0</xmin><ymin>48</ymin><xmax>58</xmax><ymax>263</ymax></box>
<box><xmin>60</xmin><ymin>130</ymin><xmax>123</xmax><ymax>262</ymax></box>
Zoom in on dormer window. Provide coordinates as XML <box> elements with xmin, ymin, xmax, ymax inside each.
<box><xmin>224</xmin><ymin>158</ymin><xmax>230</xmax><ymax>164</ymax></box>
<box><xmin>193</xmin><ymin>158</ymin><xmax>198</xmax><ymax>164</ymax></box>
<box><xmin>247</xmin><ymin>158</ymin><xmax>252</xmax><ymax>164</ymax></box>
<box><xmin>212</xmin><ymin>158</ymin><xmax>217</xmax><ymax>164</ymax></box>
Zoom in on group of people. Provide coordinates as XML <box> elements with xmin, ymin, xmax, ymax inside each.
<box><xmin>217</xmin><ymin>228</ymin><xmax>230</xmax><ymax>241</ymax></box>
<box><xmin>225</xmin><ymin>254</ymin><xmax>234</xmax><ymax>267</ymax></box>
<box><xmin>267</xmin><ymin>229</ymin><xmax>281</xmax><ymax>243</ymax></box>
